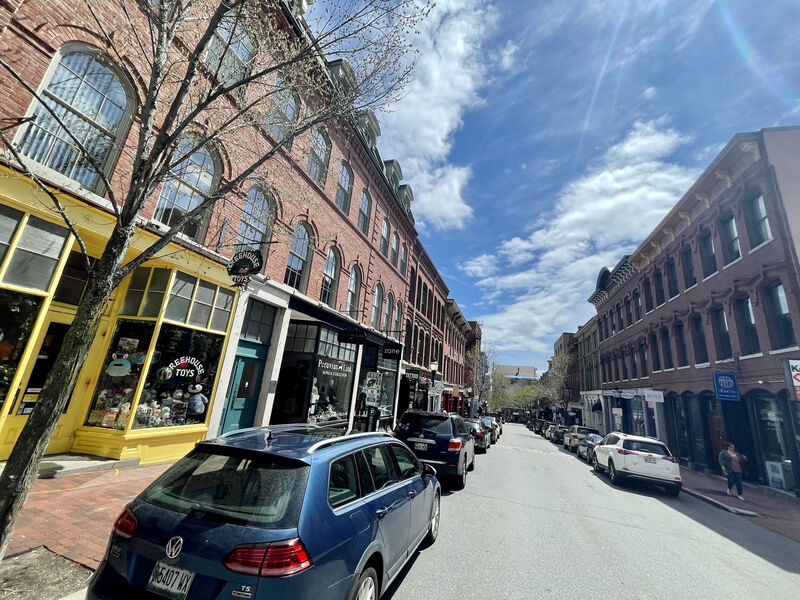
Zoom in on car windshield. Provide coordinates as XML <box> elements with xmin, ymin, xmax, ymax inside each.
<box><xmin>465</xmin><ymin>421</ymin><xmax>481</xmax><ymax>431</ymax></box>
<box><xmin>398</xmin><ymin>413</ymin><xmax>452</xmax><ymax>434</ymax></box>
<box><xmin>623</xmin><ymin>440</ymin><xmax>670</xmax><ymax>455</ymax></box>
<box><xmin>139</xmin><ymin>448</ymin><xmax>310</xmax><ymax>528</ymax></box>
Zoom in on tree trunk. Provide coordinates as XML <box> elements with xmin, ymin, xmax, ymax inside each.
<box><xmin>0</xmin><ymin>223</ymin><xmax>133</xmax><ymax>561</ymax></box>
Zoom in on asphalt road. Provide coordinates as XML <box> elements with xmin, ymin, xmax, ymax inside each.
<box><xmin>383</xmin><ymin>423</ymin><xmax>800</xmax><ymax>600</ymax></box>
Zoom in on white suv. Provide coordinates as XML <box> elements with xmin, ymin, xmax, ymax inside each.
<box><xmin>592</xmin><ymin>432</ymin><xmax>682</xmax><ymax>496</ymax></box>
<box><xmin>563</xmin><ymin>425</ymin><xmax>600</xmax><ymax>452</ymax></box>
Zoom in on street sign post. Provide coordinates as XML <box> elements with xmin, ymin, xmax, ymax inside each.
<box><xmin>713</xmin><ymin>371</ymin><xmax>740</xmax><ymax>402</ymax></box>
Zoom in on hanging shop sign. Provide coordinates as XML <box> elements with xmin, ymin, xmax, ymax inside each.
<box><xmin>338</xmin><ymin>330</ymin><xmax>367</xmax><ymax>344</ymax></box>
<box><xmin>713</xmin><ymin>371</ymin><xmax>740</xmax><ymax>402</ymax></box>
<box><xmin>227</xmin><ymin>248</ymin><xmax>264</xmax><ymax>276</ymax></box>
<box><xmin>381</xmin><ymin>342</ymin><xmax>402</xmax><ymax>359</ymax></box>
<box><xmin>317</xmin><ymin>357</ymin><xmax>353</xmax><ymax>379</ymax></box>
<box><xmin>787</xmin><ymin>359</ymin><xmax>800</xmax><ymax>402</ymax></box>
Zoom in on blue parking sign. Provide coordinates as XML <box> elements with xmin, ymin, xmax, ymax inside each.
<box><xmin>713</xmin><ymin>371</ymin><xmax>740</xmax><ymax>401</ymax></box>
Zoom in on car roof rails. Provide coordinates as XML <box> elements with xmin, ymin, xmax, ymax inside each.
<box><xmin>306</xmin><ymin>431</ymin><xmax>393</xmax><ymax>454</ymax></box>
<box><xmin>218</xmin><ymin>423</ymin><xmax>346</xmax><ymax>440</ymax></box>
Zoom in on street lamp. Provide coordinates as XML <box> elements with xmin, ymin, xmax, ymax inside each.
<box><xmin>429</xmin><ymin>360</ymin><xmax>439</xmax><ymax>412</ymax></box>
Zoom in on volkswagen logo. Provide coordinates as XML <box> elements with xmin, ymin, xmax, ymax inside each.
<box><xmin>165</xmin><ymin>536</ymin><xmax>183</xmax><ymax>559</ymax></box>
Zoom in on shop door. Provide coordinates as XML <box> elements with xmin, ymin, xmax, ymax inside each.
<box><xmin>219</xmin><ymin>357</ymin><xmax>265</xmax><ymax>435</ymax></box>
<box><xmin>707</xmin><ymin>399</ymin><xmax>726</xmax><ymax>470</ymax></box>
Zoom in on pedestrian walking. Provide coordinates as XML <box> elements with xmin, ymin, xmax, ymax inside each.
<box><xmin>719</xmin><ymin>442</ymin><xmax>746</xmax><ymax>500</ymax></box>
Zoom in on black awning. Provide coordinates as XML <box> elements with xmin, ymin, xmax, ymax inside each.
<box><xmin>288</xmin><ymin>296</ymin><xmax>386</xmax><ymax>346</ymax></box>
<box><xmin>592</xmin><ymin>401</ymin><xmax>603</xmax><ymax>413</ymax></box>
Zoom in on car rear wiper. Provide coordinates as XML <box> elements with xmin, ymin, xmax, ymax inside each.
<box><xmin>421</xmin><ymin>428</ymin><xmax>438</xmax><ymax>436</ymax></box>
<box><xmin>187</xmin><ymin>503</ymin><xmax>249</xmax><ymax>526</ymax></box>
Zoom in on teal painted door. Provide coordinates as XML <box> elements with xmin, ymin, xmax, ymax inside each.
<box><xmin>219</xmin><ymin>356</ymin><xmax>265</xmax><ymax>435</ymax></box>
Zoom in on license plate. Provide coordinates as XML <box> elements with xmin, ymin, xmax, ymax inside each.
<box><xmin>414</xmin><ymin>442</ymin><xmax>427</xmax><ymax>450</ymax></box>
<box><xmin>147</xmin><ymin>561</ymin><xmax>195</xmax><ymax>600</ymax></box>
<box><xmin>644</xmin><ymin>456</ymin><xmax>657</xmax><ymax>464</ymax></box>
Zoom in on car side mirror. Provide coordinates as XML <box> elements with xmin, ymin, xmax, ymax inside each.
<box><xmin>422</xmin><ymin>463</ymin><xmax>437</xmax><ymax>478</ymax></box>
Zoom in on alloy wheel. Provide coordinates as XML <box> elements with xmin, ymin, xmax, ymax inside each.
<box><xmin>356</xmin><ymin>575</ymin><xmax>376</xmax><ymax>600</ymax></box>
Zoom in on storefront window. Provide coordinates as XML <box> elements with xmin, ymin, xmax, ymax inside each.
<box><xmin>86</xmin><ymin>319</ymin><xmax>156</xmax><ymax>429</ymax></box>
<box><xmin>0</xmin><ymin>204</ymin><xmax>24</xmax><ymax>266</ymax></box>
<box><xmin>353</xmin><ymin>347</ymin><xmax>398</xmax><ymax>432</ymax></box>
<box><xmin>121</xmin><ymin>267</ymin><xmax>171</xmax><ymax>317</ymax></box>
<box><xmin>754</xmin><ymin>392</ymin><xmax>796</xmax><ymax>490</ymax></box>
<box><xmin>309</xmin><ymin>327</ymin><xmax>356</xmax><ymax>423</ymax></box>
<box><xmin>2</xmin><ymin>216</ymin><xmax>68</xmax><ymax>291</ymax></box>
<box><xmin>16</xmin><ymin>321</ymin><xmax>70</xmax><ymax>415</ymax></box>
<box><xmin>132</xmin><ymin>324</ymin><xmax>225</xmax><ymax>429</ymax></box>
<box><xmin>53</xmin><ymin>251</ymin><xmax>96</xmax><ymax>305</ymax></box>
<box><xmin>631</xmin><ymin>396</ymin><xmax>645</xmax><ymax>436</ymax></box>
<box><xmin>0</xmin><ymin>290</ymin><xmax>43</xmax><ymax>410</ymax></box>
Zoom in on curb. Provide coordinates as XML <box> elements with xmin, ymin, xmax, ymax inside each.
<box><xmin>683</xmin><ymin>487</ymin><xmax>761</xmax><ymax>517</ymax></box>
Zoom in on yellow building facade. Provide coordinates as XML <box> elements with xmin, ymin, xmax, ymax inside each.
<box><xmin>0</xmin><ymin>164</ymin><xmax>236</xmax><ymax>464</ymax></box>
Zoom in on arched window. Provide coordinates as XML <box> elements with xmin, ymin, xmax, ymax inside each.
<box><xmin>371</xmin><ymin>284</ymin><xmax>383</xmax><ymax>329</ymax></box>
<box><xmin>380</xmin><ymin>219</ymin><xmax>390</xmax><ymax>256</ymax></box>
<box><xmin>18</xmin><ymin>48</ymin><xmax>133</xmax><ymax>191</ymax></box>
<box><xmin>237</xmin><ymin>187</ymin><xmax>275</xmax><ymax>251</ymax></box>
<box><xmin>307</xmin><ymin>127</ymin><xmax>330</xmax><ymax>185</ymax></box>
<box><xmin>284</xmin><ymin>223</ymin><xmax>311</xmax><ymax>292</ymax></box>
<box><xmin>154</xmin><ymin>138</ymin><xmax>219</xmax><ymax>240</ymax></box>
<box><xmin>206</xmin><ymin>11</ymin><xmax>253</xmax><ymax>100</ymax></box>
<box><xmin>346</xmin><ymin>266</ymin><xmax>361</xmax><ymax>317</ymax></box>
<box><xmin>335</xmin><ymin>162</ymin><xmax>353</xmax><ymax>213</ymax></box>
<box><xmin>267</xmin><ymin>75</ymin><xmax>298</xmax><ymax>143</ymax></box>
<box><xmin>383</xmin><ymin>293</ymin><xmax>394</xmax><ymax>333</ymax></box>
<box><xmin>358</xmin><ymin>190</ymin><xmax>371</xmax><ymax>235</ymax></box>
<box><xmin>399</xmin><ymin>243</ymin><xmax>407</xmax><ymax>275</ymax></box>
<box><xmin>390</xmin><ymin>233</ymin><xmax>399</xmax><ymax>267</ymax></box>
<box><xmin>319</xmin><ymin>247</ymin><xmax>340</xmax><ymax>308</ymax></box>
<box><xmin>394</xmin><ymin>301</ymin><xmax>402</xmax><ymax>341</ymax></box>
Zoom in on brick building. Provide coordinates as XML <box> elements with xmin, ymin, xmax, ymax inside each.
<box><xmin>0</xmin><ymin>0</ymin><xmax>472</xmax><ymax>462</ymax></box>
<box><xmin>588</xmin><ymin>126</ymin><xmax>800</xmax><ymax>494</ymax></box>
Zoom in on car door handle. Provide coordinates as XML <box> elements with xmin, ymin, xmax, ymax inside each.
<box><xmin>408</xmin><ymin>490</ymin><xmax>416</xmax><ymax>499</ymax></box>
<box><xmin>376</xmin><ymin>507</ymin><xmax>390</xmax><ymax>518</ymax></box>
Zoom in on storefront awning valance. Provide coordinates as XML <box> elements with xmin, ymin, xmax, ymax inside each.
<box><xmin>289</xmin><ymin>296</ymin><xmax>388</xmax><ymax>346</ymax></box>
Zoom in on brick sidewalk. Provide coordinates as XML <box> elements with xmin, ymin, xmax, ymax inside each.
<box><xmin>8</xmin><ymin>462</ymin><xmax>173</xmax><ymax>570</ymax></box>
<box><xmin>680</xmin><ymin>466</ymin><xmax>800</xmax><ymax>543</ymax></box>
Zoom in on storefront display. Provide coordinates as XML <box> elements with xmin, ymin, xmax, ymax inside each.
<box><xmin>0</xmin><ymin>290</ymin><xmax>43</xmax><ymax>411</ymax></box>
<box><xmin>85</xmin><ymin>320</ymin><xmax>155</xmax><ymax>429</ymax></box>
<box><xmin>353</xmin><ymin>348</ymin><xmax>398</xmax><ymax>432</ymax></box>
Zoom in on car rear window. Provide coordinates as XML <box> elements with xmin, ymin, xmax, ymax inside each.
<box><xmin>139</xmin><ymin>448</ymin><xmax>310</xmax><ymax>529</ymax></box>
<box><xmin>623</xmin><ymin>440</ymin><xmax>670</xmax><ymax>455</ymax></box>
<box><xmin>398</xmin><ymin>413</ymin><xmax>451</xmax><ymax>435</ymax></box>
<box><xmin>577</xmin><ymin>428</ymin><xmax>599</xmax><ymax>435</ymax></box>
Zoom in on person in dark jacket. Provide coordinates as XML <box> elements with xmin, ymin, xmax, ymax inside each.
<box><xmin>719</xmin><ymin>442</ymin><xmax>746</xmax><ymax>500</ymax></box>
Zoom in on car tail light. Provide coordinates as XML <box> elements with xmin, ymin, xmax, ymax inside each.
<box><xmin>661</xmin><ymin>455</ymin><xmax>678</xmax><ymax>463</ymax></box>
<box><xmin>113</xmin><ymin>506</ymin><xmax>137</xmax><ymax>539</ymax></box>
<box><xmin>475</xmin><ymin>432</ymin><xmax>485</xmax><ymax>438</ymax></box>
<box><xmin>224</xmin><ymin>539</ymin><xmax>312</xmax><ymax>577</ymax></box>
<box><xmin>448</xmin><ymin>439</ymin><xmax>463</xmax><ymax>451</ymax></box>
<box><xmin>572</xmin><ymin>434</ymin><xmax>578</xmax><ymax>439</ymax></box>
<box><xmin>616</xmin><ymin>448</ymin><xmax>636</xmax><ymax>455</ymax></box>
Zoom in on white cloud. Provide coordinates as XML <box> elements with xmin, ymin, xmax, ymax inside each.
<box><xmin>466</xmin><ymin>120</ymin><xmax>700</xmax><ymax>355</ymax></box>
<box><xmin>377</xmin><ymin>0</ymin><xmax>497</xmax><ymax>230</ymax></box>
<box><xmin>499</xmin><ymin>40</ymin><xmax>519</xmax><ymax>71</ymax></box>
<box><xmin>643</xmin><ymin>86</ymin><xmax>657</xmax><ymax>100</ymax></box>
<box><xmin>458</xmin><ymin>253</ymin><xmax>498</xmax><ymax>277</ymax></box>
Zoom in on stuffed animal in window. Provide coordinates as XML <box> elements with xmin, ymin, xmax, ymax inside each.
<box><xmin>106</xmin><ymin>354</ymin><xmax>131</xmax><ymax>378</ymax></box>
<box><xmin>186</xmin><ymin>383</ymin><xmax>208</xmax><ymax>417</ymax></box>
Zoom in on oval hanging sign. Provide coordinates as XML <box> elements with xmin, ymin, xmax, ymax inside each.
<box><xmin>227</xmin><ymin>248</ymin><xmax>264</xmax><ymax>276</ymax></box>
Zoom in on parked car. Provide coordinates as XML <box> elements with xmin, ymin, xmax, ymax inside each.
<box><xmin>480</xmin><ymin>416</ymin><xmax>499</xmax><ymax>444</ymax></box>
<box><xmin>543</xmin><ymin>424</ymin><xmax>556</xmax><ymax>440</ymax></box>
<box><xmin>465</xmin><ymin>419</ymin><xmax>490</xmax><ymax>453</ymax></box>
<box><xmin>563</xmin><ymin>425</ymin><xmax>600</xmax><ymax>452</ymax></box>
<box><xmin>551</xmin><ymin>425</ymin><xmax>568</xmax><ymax>444</ymax></box>
<box><xmin>395</xmin><ymin>410</ymin><xmax>475</xmax><ymax>489</ymax></box>
<box><xmin>88</xmin><ymin>425</ymin><xmax>441</xmax><ymax>600</ymax></box>
<box><xmin>485</xmin><ymin>413</ymin><xmax>503</xmax><ymax>435</ymax></box>
<box><xmin>592</xmin><ymin>432</ymin><xmax>682</xmax><ymax>496</ymax></box>
<box><xmin>577</xmin><ymin>433</ymin><xmax>604</xmax><ymax>462</ymax></box>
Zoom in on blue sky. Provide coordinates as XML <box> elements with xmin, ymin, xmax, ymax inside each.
<box><xmin>374</xmin><ymin>0</ymin><xmax>800</xmax><ymax>371</ymax></box>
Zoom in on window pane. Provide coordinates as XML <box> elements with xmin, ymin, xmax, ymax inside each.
<box><xmin>210</xmin><ymin>289</ymin><xmax>235</xmax><ymax>332</ymax></box>
<box><xmin>329</xmin><ymin>454</ymin><xmax>360</xmax><ymax>508</ymax></box>
<box><xmin>3</xmin><ymin>217</ymin><xmax>68</xmax><ymax>290</ymax></box>
<box><xmin>0</xmin><ymin>204</ymin><xmax>23</xmax><ymax>267</ymax></box>
<box><xmin>165</xmin><ymin>272</ymin><xmax>196</xmax><ymax>322</ymax></box>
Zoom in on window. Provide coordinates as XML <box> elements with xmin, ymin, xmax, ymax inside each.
<box><xmin>620</xmin><ymin>350</ymin><xmax>628</xmax><ymax>380</ymax></box>
<box><xmin>390</xmin><ymin>233</ymin><xmax>399</xmax><ymax>267</ymax></box>
<box><xmin>680</xmin><ymin>246</ymin><xmax>696</xmax><ymax>288</ymax></box>
<box><xmin>711</xmin><ymin>305</ymin><xmax>733</xmax><ymax>360</ymax></box>
<box><xmin>267</xmin><ymin>75</ymin><xmax>298</xmax><ymax>143</ymax></box>
<box><xmin>399</xmin><ymin>244</ymin><xmax>407</xmax><ymax>275</ymax></box>
<box><xmin>307</xmin><ymin>128</ymin><xmax>330</xmax><ymax>186</ymax></box>
<box><xmin>630</xmin><ymin>349</ymin><xmax>638</xmax><ymax>379</ymax></box>
<box><xmin>206</xmin><ymin>11</ymin><xmax>253</xmax><ymax>100</ymax></box>
<box><xmin>284</xmin><ymin>224</ymin><xmax>310</xmax><ymax>292</ymax></box>
<box><xmin>650</xmin><ymin>333</ymin><xmax>661</xmax><ymax>371</ymax></box>
<box><xmin>720</xmin><ymin>215</ymin><xmax>741</xmax><ymax>264</ymax></box>
<box><xmin>54</xmin><ymin>251</ymin><xmax>96</xmax><ymax>305</ymax></box>
<box><xmin>613</xmin><ymin>355</ymin><xmax>620</xmax><ymax>381</ymax></box>
<box><xmin>643</xmin><ymin>280</ymin><xmax>654</xmax><ymax>312</ymax></box>
<box><xmin>319</xmin><ymin>248</ymin><xmax>339</xmax><ymax>308</ymax></box>
<box><xmin>624</xmin><ymin>298</ymin><xmax>633</xmax><ymax>327</ymax></box>
<box><xmin>241</xmin><ymin>299</ymin><xmax>277</xmax><ymax>344</ymax></box>
<box><xmin>357</xmin><ymin>190</ymin><xmax>372</xmax><ymax>235</ymax></box>
<box><xmin>389</xmin><ymin>445</ymin><xmax>420</xmax><ymax>479</ymax></box>
<box><xmin>371</xmin><ymin>284</ymin><xmax>383</xmax><ymax>329</ymax></box>
<box><xmin>154</xmin><ymin>138</ymin><xmax>218</xmax><ymax>240</ymax></box>
<box><xmin>383</xmin><ymin>293</ymin><xmax>394</xmax><ymax>333</ymax></box>
<box><xmin>1</xmin><ymin>216</ymin><xmax>68</xmax><ymax>291</ymax></box>
<box><xmin>661</xmin><ymin>328</ymin><xmax>674</xmax><ymax>369</ymax></box>
<box><xmin>610</xmin><ymin>312</ymin><xmax>616</xmax><ymax>336</ymax></box>
<box><xmin>633</xmin><ymin>291</ymin><xmax>642</xmax><ymax>321</ymax></box>
<box><xmin>236</xmin><ymin>187</ymin><xmax>274</xmax><ymax>251</ymax></box>
<box><xmin>328</xmin><ymin>454</ymin><xmax>360</xmax><ymax>509</ymax></box>
<box><xmin>675</xmin><ymin>322</ymin><xmax>689</xmax><ymax>367</ymax></box>
<box><xmin>379</xmin><ymin>219</ymin><xmax>390</xmax><ymax>256</ymax></box>
<box><xmin>602</xmin><ymin>316</ymin><xmax>609</xmax><ymax>340</ymax></box>
<box><xmin>691</xmin><ymin>314</ymin><xmax>709</xmax><ymax>363</ymax></box>
<box><xmin>763</xmin><ymin>282</ymin><xmax>795</xmax><ymax>349</ymax></box>
<box><xmin>744</xmin><ymin>194</ymin><xmax>772</xmax><ymax>248</ymax></box>
<box><xmin>639</xmin><ymin>343</ymin><xmax>648</xmax><ymax>377</ymax></box>
<box><xmin>393</xmin><ymin>302</ymin><xmax>402</xmax><ymax>341</ymax></box>
<box><xmin>361</xmin><ymin>444</ymin><xmax>398</xmax><ymax>490</ymax></box>
<box><xmin>616</xmin><ymin>305</ymin><xmax>624</xmax><ymax>331</ymax></box>
<box><xmin>147</xmin><ymin>270</ymin><xmax>234</xmax><ymax>331</ymax></box>
<box><xmin>653</xmin><ymin>269</ymin><xmax>665</xmax><ymax>306</ymax></box>
<box><xmin>18</xmin><ymin>49</ymin><xmax>131</xmax><ymax>190</ymax></box>
<box><xmin>734</xmin><ymin>295</ymin><xmax>760</xmax><ymax>355</ymax></box>
<box><xmin>334</xmin><ymin>162</ymin><xmax>353</xmax><ymax>213</ymax></box>
<box><xmin>121</xmin><ymin>267</ymin><xmax>170</xmax><ymax>317</ymax></box>
<box><xmin>699</xmin><ymin>230</ymin><xmax>717</xmax><ymax>278</ymax></box>
<box><xmin>666</xmin><ymin>258</ymin><xmax>680</xmax><ymax>298</ymax></box>
<box><xmin>346</xmin><ymin>266</ymin><xmax>361</xmax><ymax>317</ymax></box>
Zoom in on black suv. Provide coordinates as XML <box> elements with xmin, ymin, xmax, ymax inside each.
<box><xmin>395</xmin><ymin>410</ymin><xmax>475</xmax><ymax>489</ymax></box>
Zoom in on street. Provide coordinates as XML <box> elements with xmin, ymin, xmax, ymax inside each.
<box><xmin>385</xmin><ymin>424</ymin><xmax>800</xmax><ymax>600</ymax></box>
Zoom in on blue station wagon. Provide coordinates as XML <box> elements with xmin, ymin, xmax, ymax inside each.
<box><xmin>87</xmin><ymin>425</ymin><xmax>441</xmax><ymax>600</ymax></box>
